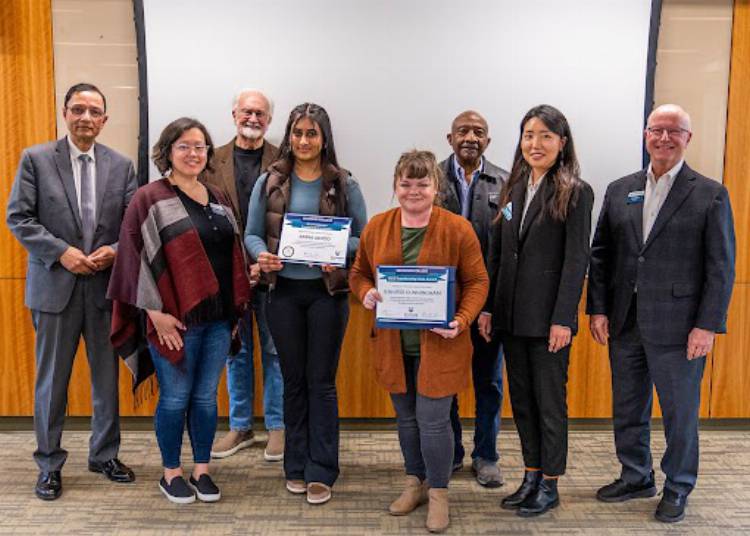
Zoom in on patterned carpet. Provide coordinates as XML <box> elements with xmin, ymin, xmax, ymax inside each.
<box><xmin>0</xmin><ymin>426</ymin><xmax>748</xmax><ymax>535</ymax></box>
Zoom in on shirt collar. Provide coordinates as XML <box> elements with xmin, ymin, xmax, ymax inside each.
<box><xmin>527</xmin><ymin>171</ymin><xmax>547</xmax><ymax>192</ymax></box>
<box><xmin>646</xmin><ymin>158</ymin><xmax>683</xmax><ymax>184</ymax></box>
<box><xmin>452</xmin><ymin>154</ymin><xmax>484</xmax><ymax>184</ymax></box>
<box><xmin>67</xmin><ymin>135</ymin><xmax>96</xmax><ymax>162</ymax></box>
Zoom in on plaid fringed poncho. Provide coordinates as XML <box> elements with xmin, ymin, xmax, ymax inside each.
<box><xmin>108</xmin><ymin>178</ymin><xmax>251</xmax><ymax>390</ymax></box>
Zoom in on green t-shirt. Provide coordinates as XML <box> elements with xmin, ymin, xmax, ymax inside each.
<box><xmin>400</xmin><ymin>226</ymin><xmax>427</xmax><ymax>357</ymax></box>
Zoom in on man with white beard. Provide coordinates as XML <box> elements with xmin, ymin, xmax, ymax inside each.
<box><xmin>201</xmin><ymin>89</ymin><xmax>284</xmax><ymax>461</ymax></box>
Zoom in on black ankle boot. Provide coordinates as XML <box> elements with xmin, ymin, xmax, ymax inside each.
<box><xmin>501</xmin><ymin>471</ymin><xmax>542</xmax><ymax>510</ymax></box>
<box><xmin>517</xmin><ymin>478</ymin><xmax>559</xmax><ymax>517</ymax></box>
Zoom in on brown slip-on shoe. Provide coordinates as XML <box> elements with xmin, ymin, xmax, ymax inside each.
<box><xmin>307</xmin><ymin>482</ymin><xmax>332</xmax><ymax>505</ymax></box>
<box><xmin>426</xmin><ymin>488</ymin><xmax>450</xmax><ymax>533</ymax></box>
<box><xmin>286</xmin><ymin>480</ymin><xmax>306</xmax><ymax>494</ymax></box>
<box><xmin>211</xmin><ymin>430</ymin><xmax>255</xmax><ymax>459</ymax></box>
<box><xmin>389</xmin><ymin>475</ymin><xmax>428</xmax><ymax>516</ymax></box>
<box><xmin>264</xmin><ymin>429</ymin><xmax>285</xmax><ymax>461</ymax></box>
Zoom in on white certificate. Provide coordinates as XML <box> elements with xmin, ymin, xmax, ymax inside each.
<box><xmin>375</xmin><ymin>266</ymin><xmax>456</xmax><ymax>329</ymax></box>
<box><xmin>277</xmin><ymin>213</ymin><xmax>352</xmax><ymax>267</ymax></box>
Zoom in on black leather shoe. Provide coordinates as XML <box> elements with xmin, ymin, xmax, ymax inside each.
<box><xmin>655</xmin><ymin>489</ymin><xmax>687</xmax><ymax>523</ymax></box>
<box><xmin>517</xmin><ymin>478</ymin><xmax>559</xmax><ymax>517</ymax></box>
<box><xmin>88</xmin><ymin>458</ymin><xmax>135</xmax><ymax>483</ymax></box>
<box><xmin>501</xmin><ymin>470</ymin><xmax>542</xmax><ymax>510</ymax></box>
<box><xmin>596</xmin><ymin>471</ymin><xmax>656</xmax><ymax>502</ymax></box>
<box><xmin>35</xmin><ymin>471</ymin><xmax>62</xmax><ymax>501</ymax></box>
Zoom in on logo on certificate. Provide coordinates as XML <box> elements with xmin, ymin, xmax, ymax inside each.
<box><xmin>282</xmin><ymin>246</ymin><xmax>295</xmax><ymax>257</ymax></box>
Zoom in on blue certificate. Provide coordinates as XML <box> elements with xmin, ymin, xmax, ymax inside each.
<box><xmin>277</xmin><ymin>213</ymin><xmax>352</xmax><ymax>267</ymax></box>
<box><xmin>375</xmin><ymin>266</ymin><xmax>456</xmax><ymax>329</ymax></box>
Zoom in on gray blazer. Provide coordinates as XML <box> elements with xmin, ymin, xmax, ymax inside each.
<box><xmin>587</xmin><ymin>163</ymin><xmax>736</xmax><ymax>345</ymax></box>
<box><xmin>6</xmin><ymin>137</ymin><xmax>137</xmax><ymax>313</ymax></box>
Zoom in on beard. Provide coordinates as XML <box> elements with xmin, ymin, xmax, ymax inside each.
<box><xmin>238</xmin><ymin>125</ymin><xmax>264</xmax><ymax>140</ymax></box>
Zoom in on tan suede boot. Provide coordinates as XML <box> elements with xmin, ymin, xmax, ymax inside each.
<box><xmin>425</xmin><ymin>488</ymin><xmax>449</xmax><ymax>533</ymax></box>
<box><xmin>389</xmin><ymin>475</ymin><xmax>428</xmax><ymax>516</ymax></box>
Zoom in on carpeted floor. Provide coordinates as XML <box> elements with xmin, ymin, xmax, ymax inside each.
<box><xmin>0</xmin><ymin>427</ymin><xmax>748</xmax><ymax>535</ymax></box>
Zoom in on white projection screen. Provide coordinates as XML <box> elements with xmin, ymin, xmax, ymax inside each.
<box><xmin>139</xmin><ymin>0</ymin><xmax>656</xmax><ymax>220</ymax></box>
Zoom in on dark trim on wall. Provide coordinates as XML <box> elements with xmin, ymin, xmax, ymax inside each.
<box><xmin>643</xmin><ymin>0</ymin><xmax>663</xmax><ymax>168</ymax></box>
<box><xmin>133</xmin><ymin>0</ymin><xmax>149</xmax><ymax>186</ymax></box>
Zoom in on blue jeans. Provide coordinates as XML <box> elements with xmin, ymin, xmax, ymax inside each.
<box><xmin>226</xmin><ymin>290</ymin><xmax>284</xmax><ymax>431</ymax></box>
<box><xmin>451</xmin><ymin>323</ymin><xmax>504</xmax><ymax>463</ymax></box>
<box><xmin>150</xmin><ymin>320</ymin><xmax>230</xmax><ymax>469</ymax></box>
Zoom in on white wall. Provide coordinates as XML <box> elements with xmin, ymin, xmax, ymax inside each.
<box><xmin>143</xmin><ymin>0</ymin><xmax>653</xmax><ymax>219</ymax></box>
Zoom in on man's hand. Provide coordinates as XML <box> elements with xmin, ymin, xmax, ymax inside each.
<box><xmin>257</xmin><ymin>251</ymin><xmax>283</xmax><ymax>273</ymax></box>
<box><xmin>478</xmin><ymin>312</ymin><xmax>493</xmax><ymax>342</ymax></box>
<box><xmin>87</xmin><ymin>245</ymin><xmax>116</xmax><ymax>271</ymax></box>
<box><xmin>431</xmin><ymin>320</ymin><xmax>462</xmax><ymax>340</ymax></box>
<box><xmin>60</xmin><ymin>246</ymin><xmax>97</xmax><ymax>275</ymax></box>
<box><xmin>548</xmin><ymin>324</ymin><xmax>572</xmax><ymax>353</ymax></box>
<box><xmin>687</xmin><ymin>327</ymin><xmax>715</xmax><ymax>360</ymax></box>
<box><xmin>590</xmin><ymin>314</ymin><xmax>609</xmax><ymax>346</ymax></box>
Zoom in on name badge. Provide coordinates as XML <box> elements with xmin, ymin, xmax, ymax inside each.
<box><xmin>627</xmin><ymin>191</ymin><xmax>645</xmax><ymax>204</ymax></box>
<box><xmin>501</xmin><ymin>201</ymin><xmax>513</xmax><ymax>221</ymax></box>
<box><xmin>209</xmin><ymin>203</ymin><xmax>226</xmax><ymax>215</ymax></box>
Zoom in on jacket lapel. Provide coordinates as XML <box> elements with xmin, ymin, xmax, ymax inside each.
<box><xmin>642</xmin><ymin>164</ymin><xmax>696</xmax><ymax>252</ymax></box>
<box><xmin>510</xmin><ymin>181</ymin><xmax>525</xmax><ymax>244</ymax></box>
<box><xmin>519</xmin><ymin>176</ymin><xmax>551</xmax><ymax>243</ymax></box>
<box><xmin>628</xmin><ymin>172</ymin><xmax>646</xmax><ymax>249</ymax></box>
<box><xmin>54</xmin><ymin>138</ymin><xmax>82</xmax><ymax>231</ymax></box>
<box><xmin>94</xmin><ymin>144</ymin><xmax>111</xmax><ymax>227</ymax></box>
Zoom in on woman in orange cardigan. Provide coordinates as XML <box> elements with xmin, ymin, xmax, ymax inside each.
<box><xmin>350</xmin><ymin>150</ymin><xmax>488</xmax><ymax>533</ymax></box>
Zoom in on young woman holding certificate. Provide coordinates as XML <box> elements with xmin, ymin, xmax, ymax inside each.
<box><xmin>480</xmin><ymin>105</ymin><xmax>593</xmax><ymax>517</ymax></box>
<box><xmin>244</xmin><ymin>103</ymin><xmax>367</xmax><ymax>505</ymax></box>
<box><xmin>349</xmin><ymin>150</ymin><xmax>488</xmax><ymax>533</ymax></box>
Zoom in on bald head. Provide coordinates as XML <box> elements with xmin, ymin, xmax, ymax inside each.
<box><xmin>448</xmin><ymin>110</ymin><xmax>491</xmax><ymax>170</ymax></box>
<box><xmin>645</xmin><ymin>103</ymin><xmax>692</xmax><ymax>176</ymax></box>
<box><xmin>647</xmin><ymin>104</ymin><xmax>691</xmax><ymax>131</ymax></box>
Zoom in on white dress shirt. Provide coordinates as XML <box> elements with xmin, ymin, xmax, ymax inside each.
<box><xmin>67</xmin><ymin>136</ymin><xmax>97</xmax><ymax>221</ymax></box>
<box><xmin>643</xmin><ymin>159</ymin><xmax>683</xmax><ymax>241</ymax></box>
<box><xmin>520</xmin><ymin>171</ymin><xmax>546</xmax><ymax>231</ymax></box>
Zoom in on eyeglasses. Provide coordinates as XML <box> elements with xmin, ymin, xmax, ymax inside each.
<box><xmin>237</xmin><ymin>109</ymin><xmax>267</xmax><ymax>120</ymax></box>
<box><xmin>173</xmin><ymin>144</ymin><xmax>210</xmax><ymax>154</ymax></box>
<box><xmin>66</xmin><ymin>105</ymin><xmax>105</xmax><ymax>119</ymax></box>
<box><xmin>646</xmin><ymin>127</ymin><xmax>690</xmax><ymax>138</ymax></box>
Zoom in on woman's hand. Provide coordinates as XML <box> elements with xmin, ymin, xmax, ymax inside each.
<box><xmin>362</xmin><ymin>288</ymin><xmax>382</xmax><ymax>310</ymax></box>
<box><xmin>249</xmin><ymin>262</ymin><xmax>261</xmax><ymax>286</ymax></box>
<box><xmin>147</xmin><ymin>310</ymin><xmax>186</xmax><ymax>351</ymax></box>
<box><xmin>477</xmin><ymin>312</ymin><xmax>493</xmax><ymax>342</ymax></box>
<box><xmin>320</xmin><ymin>264</ymin><xmax>338</xmax><ymax>273</ymax></box>
<box><xmin>431</xmin><ymin>320</ymin><xmax>462</xmax><ymax>339</ymax></box>
<box><xmin>257</xmin><ymin>251</ymin><xmax>283</xmax><ymax>273</ymax></box>
<box><xmin>548</xmin><ymin>324</ymin><xmax>571</xmax><ymax>353</ymax></box>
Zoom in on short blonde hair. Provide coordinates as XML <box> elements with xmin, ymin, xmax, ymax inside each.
<box><xmin>392</xmin><ymin>150</ymin><xmax>442</xmax><ymax>192</ymax></box>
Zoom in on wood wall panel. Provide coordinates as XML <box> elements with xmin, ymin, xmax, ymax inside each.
<box><xmin>0</xmin><ymin>281</ymin><xmax>35</xmax><ymax>415</ymax></box>
<box><xmin>0</xmin><ymin>0</ymin><xmax>56</xmax><ymax>280</ymax></box>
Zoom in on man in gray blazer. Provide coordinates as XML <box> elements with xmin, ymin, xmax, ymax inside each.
<box><xmin>6</xmin><ymin>83</ymin><xmax>138</xmax><ymax>500</ymax></box>
<box><xmin>587</xmin><ymin>104</ymin><xmax>735</xmax><ymax>523</ymax></box>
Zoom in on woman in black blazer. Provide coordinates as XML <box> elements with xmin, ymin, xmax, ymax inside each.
<box><xmin>479</xmin><ymin>105</ymin><xmax>593</xmax><ymax>517</ymax></box>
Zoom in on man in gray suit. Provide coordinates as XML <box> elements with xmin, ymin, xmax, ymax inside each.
<box><xmin>587</xmin><ymin>104</ymin><xmax>735</xmax><ymax>523</ymax></box>
<box><xmin>7</xmin><ymin>83</ymin><xmax>137</xmax><ymax>500</ymax></box>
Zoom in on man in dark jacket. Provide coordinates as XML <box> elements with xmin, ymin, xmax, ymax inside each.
<box><xmin>439</xmin><ymin>110</ymin><xmax>509</xmax><ymax>487</ymax></box>
<box><xmin>587</xmin><ymin>104</ymin><xmax>735</xmax><ymax>523</ymax></box>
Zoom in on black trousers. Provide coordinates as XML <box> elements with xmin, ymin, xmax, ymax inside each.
<box><xmin>609</xmin><ymin>295</ymin><xmax>705</xmax><ymax>496</ymax></box>
<box><xmin>501</xmin><ymin>332</ymin><xmax>570</xmax><ymax>476</ymax></box>
<box><xmin>266</xmin><ymin>277</ymin><xmax>349</xmax><ymax>486</ymax></box>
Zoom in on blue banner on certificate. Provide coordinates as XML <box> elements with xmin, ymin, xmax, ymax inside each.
<box><xmin>277</xmin><ymin>213</ymin><xmax>352</xmax><ymax>267</ymax></box>
<box><xmin>375</xmin><ymin>266</ymin><xmax>456</xmax><ymax>329</ymax></box>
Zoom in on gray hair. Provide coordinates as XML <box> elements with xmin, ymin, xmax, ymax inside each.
<box><xmin>231</xmin><ymin>88</ymin><xmax>275</xmax><ymax>118</ymax></box>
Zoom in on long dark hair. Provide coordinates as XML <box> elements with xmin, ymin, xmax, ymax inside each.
<box><xmin>500</xmin><ymin>105</ymin><xmax>582</xmax><ymax>222</ymax></box>
<box><xmin>269</xmin><ymin>102</ymin><xmax>346</xmax><ymax>213</ymax></box>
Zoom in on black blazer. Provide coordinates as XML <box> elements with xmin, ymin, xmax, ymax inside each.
<box><xmin>586</xmin><ymin>163</ymin><xmax>735</xmax><ymax>345</ymax></box>
<box><xmin>487</xmin><ymin>176</ymin><xmax>594</xmax><ymax>337</ymax></box>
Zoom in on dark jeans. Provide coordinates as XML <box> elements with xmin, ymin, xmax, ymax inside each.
<box><xmin>450</xmin><ymin>321</ymin><xmax>503</xmax><ymax>464</ymax></box>
<box><xmin>266</xmin><ymin>277</ymin><xmax>349</xmax><ymax>486</ymax></box>
<box><xmin>149</xmin><ymin>320</ymin><xmax>230</xmax><ymax>469</ymax></box>
<box><xmin>390</xmin><ymin>354</ymin><xmax>454</xmax><ymax>489</ymax></box>
<box><xmin>501</xmin><ymin>332</ymin><xmax>570</xmax><ymax>477</ymax></box>
<box><xmin>610</xmin><ymin>296</ymin><xmax>706</xmax><ymax>496</ymax></box>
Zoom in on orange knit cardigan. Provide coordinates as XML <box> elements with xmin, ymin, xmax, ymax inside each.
<box><xmin>349</xmin><ymin>206</ymin><xmax>489</xmax><ymax>398</ymax></box>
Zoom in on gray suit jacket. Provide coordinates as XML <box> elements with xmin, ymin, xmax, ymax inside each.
<box><xmin>587</xmin><ymin>163</ymin><xmax>736</xmax><ymax>345</ymax></box>
<box><xmin>6</xmin><ymin>137</ymin><xmax>137</xmax><ymax>313</ymax></box>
